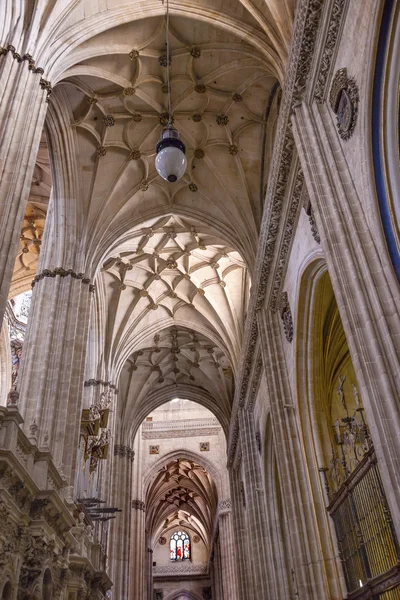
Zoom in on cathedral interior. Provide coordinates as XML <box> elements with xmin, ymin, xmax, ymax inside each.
<box><xmin>1</xmin><ymin>0</ymin><xmax>400</xmax><ymax>599</ymax></box>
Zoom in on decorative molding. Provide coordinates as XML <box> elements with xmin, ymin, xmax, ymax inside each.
<box><xmin>84</xmin><ymin>379</ymin><xmax>118</xmax><ymax>393</ymax></box>
<box><xmin>314</xmin><ymin>0</ymin><xmax>348</xmax><ymax>103</ymax></box>
<box><xmin>32</xmin><ymin>268</ymin><xmax>93</xmax><ymax>289</ymax></box>
<box><xmin>132</xmin><ymin>499</ymin><xmax>146</xmax><ymax>511</ymax></box>
<box><xmin>329</xmin><ymin>67</ymin><xmax>359</xmax><ymax>140</ymax></box>
<box><xmin>269</xmin><ymin>168</ymin><xmax>304</xmax><ymax>312</ymax></box>
<box><xmin>303</xmin><ymin>191</ymin><xmax>321</xmax><ymax>243</ymax></box>
<box><xmin>153</xmin><ymin>563</ymin><xmax>208</xmax><ymax>576</ymax></box>
<box><xmin>247</xmin><ymin>356</ymin><xmax>263</xmax><ymax>410</ymax></box>
<box><xmin>278</xmin><ymin>292</ymin><xmax>294</xmax><ymax>343</ymax></box>
<box><xmin>143</xmin><ymin>427</ymin><xmax>220</xmax><ymax>439</ymax></box>
<box><xmin>0</xmin><ymin>46</ymin><xmax>47</xmax><ymax>82</ymax></box>
<box><xmin>114</xmin><ymin>445</ymin><xmax>135</xmax><ymax>461</ymax></box>
<box><xmin>218</xmin><ymin>498</ymin><xmax>232</xmax><ymax>514</ymax></box>
<box><xmin>39</xmin><ymin>77</ymin><xmax>52</xmax><ymax>101</ymax></box>
<box><xmin>228</xmin><ymin>0</ymin><xmax>325</xmax><ymax>465</ymax></box>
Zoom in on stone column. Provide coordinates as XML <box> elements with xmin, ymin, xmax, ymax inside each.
<box><xmin>0</xmin><ymin>45</ymin><xmax>49</xmax><ymax>326</ymax></box>
<box><xmin>238</xmin><ymin>408</ymin><xmax>274</xmax><ymax>600</ymax></box>
<box><xmin>129</xmin><ymin>436</ymin><xmax>146</xmax><ymax>600</ymax></box>
<box><xmin>258</xmin><ymin>308</ymin><xmax>338</xmax><ymax>600</ymax></box>
<box><xmin>218</xmin><ymin>500</ymin><xmax>239</xmax><ymax>600</ymax></box>
<box><xmin>15</xmin><ymin>88</ymin><xmax>92</xmax><ymax>485</ymax></box>
<box><xmin>108</xmin><ymin>444</ymin><xmax>135</xmax><ymax>599</ymax></box>
<box><xmin>292</xmin><ymin>101</ymin><xmax>400</xmax><ymax>533</ymax></box>
<box><xmin>230</xmin><ymin>463</ymin><xmax>252</xmax><ymax>599</ymax></box>
<box><xmin>211</xmin><ymin>538</ymin><xmax>224</xmax><ymax>600</ymax></box>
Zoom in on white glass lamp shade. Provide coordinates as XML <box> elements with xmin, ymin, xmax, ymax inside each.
<box><xmin>155</xmin><ymin>128</ymin><xmax>187</xmax><ymax>182</ymax></box>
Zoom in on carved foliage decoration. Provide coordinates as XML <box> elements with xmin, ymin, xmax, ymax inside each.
<box><xmin>314</xmin><ymin>0</ymin><xmax>348</xmax><ymax>103</ymax></box>
<box><xmin>278</xmin><ymin>292</ymin><xmax>293</xmax><ymax>343</ymax></box>
<box><xmin>303</xmin><ymin>192</ymin><xmax>320</xmax><ymax>243</ymax></box>
<box><xmin>329</xmin><ymin>68</ymin><xmax>359</xmax><ymax>140</ymax></box>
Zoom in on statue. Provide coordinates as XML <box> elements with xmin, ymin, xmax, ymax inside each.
<box><xmin>337</xmin><ymin>374</ymin><xmax>346</xmax><ymax>409</ymax></box>
<box><xmin>10</xmin><ymin>339</ymin><xmax>23</xmax><ymax>389</ymax></box>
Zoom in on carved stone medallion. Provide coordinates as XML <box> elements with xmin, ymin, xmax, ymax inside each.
<box><xmin>329</xmin><ymin>68</ymin><xmax>359</xmax><ymax>140</ymax></box>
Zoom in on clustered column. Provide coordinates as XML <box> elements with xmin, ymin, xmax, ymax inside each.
<box><xmin>108</xmin><ymin>443</ymin><xmax>135</xmax><ymax>599</ymax></box>
<box><xmin>238</xmin><ymin>407</ymin><xmax>273</xmax><ymax>599</ymax></box>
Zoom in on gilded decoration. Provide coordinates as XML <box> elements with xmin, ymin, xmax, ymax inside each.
<box><xmin>80</xmin><ymin>391</ymin><xmax>112</xmax><ymax>473</ymax></box>
<box><xmin>329</xmin><ymin>68</ymin><xmax>359</xmax><ymax>140</ymax></box>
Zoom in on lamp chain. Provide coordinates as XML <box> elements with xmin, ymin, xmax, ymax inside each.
<box><xmin>166</xmin><ymin>0</ymin><xmax>172</xmax><ymax>127</ymax></box>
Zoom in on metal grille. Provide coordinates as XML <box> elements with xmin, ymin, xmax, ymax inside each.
<box><xmin>328</xmin><ymin>453</ymin><xmax>400</xmax><ymax>596</ymax></box>
<box><xmin>378</xmin><ymin>588</ymin><xmax>400</xmax><ymax>600</ymax></box>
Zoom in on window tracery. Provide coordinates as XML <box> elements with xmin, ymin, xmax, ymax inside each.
<box><xmin>170</xmin><ymin>531</ymin><xmax>190</xmax><ymax>561</ymax></box>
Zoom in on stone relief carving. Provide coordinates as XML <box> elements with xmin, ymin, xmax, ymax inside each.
<box><xmin>269</xmin><ymin>169</ymin><xmax>304</xmax><ymax>313</ymax></box>
<box><xmin>132</xmin><ymin>499</ymin><xmax>146</xmax><ymax>511</ymax></box>
<box><xmin>314</xmin><ymin>0</ymin><xmax>348</xmax><ymax>103</ymax></box>
<box><xmin>278</xmin><ymin>292</ymin><xmax>294</xmax><ymax>343</ymax></box>
<box><xmin>303</xmin><ymin>192</ymin><xmax>321</xmax><ymax>243</ymax></box>
<box><xmin>329</xmin><ymin>68</ymin><xmax>359</xmax><ymax>140</ymax></box>
<box><xmin>218</xmin><ymin>498</ymin><xmax>232</xmax><ymax>514</ymax></box>
<box><xmin>114</xmin><ymin>445</ymin><xmax>135</xmax><ymax>461</ymax></box>
<box><xmin>32</xmin><ymin>268</ymin><xmax>93</xmax><ymax>289</ymax></box>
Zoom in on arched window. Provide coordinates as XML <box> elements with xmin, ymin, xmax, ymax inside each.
<box><xmin>170</xmin><ymin>531</ymin><xmax>190</xmax><ymax>561</ymax></box>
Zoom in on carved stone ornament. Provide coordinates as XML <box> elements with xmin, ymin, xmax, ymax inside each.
<box><xmin>193</xmin><ymin>534</ymin><xmax>200</xmax><ymax>543</ymax></box>
<box><xmin>132</xmin><ymin>499</ymin><xmax>146</xmax><ymax>511</ymax></box>
<box><xmin>159</xmin><ymin>536</ymin><xmax>167</xmax><ymax>545</ymax></box>
<box><xmin>216</xmin><ymin>114</ymin><xmax>229</xmax><ymax>126</ymax></box>
<box><xmin>190</xmin><ymin>47</ymin><xmax>201</xmax><ymax>58</ymax></box>
<box><xmin>114</xmin><ymin>444</ymin><xmax>135</xmax><ymax>461</ymax></box>
<box><xmin>154</xmin><ymin>590</ymin><xmax>164</xmax><ymax>600</ymax></box>
<box><xmin>329</xmin><ymin>68</ymin><xmax>359</xmax><ymax>140</ymax></box>
<box><xmin>218</xmin><ymin>498</ymin><xmax>232</xmax><ymax>513</ymax></box>
<box><xmin>303</xmin><ymin>192</ymin><xmax>320</xmax><ymax>243</ymax></box>
<box><xmin>314</xmin><ymin>0</ymin><xmax>347</xmax><ymax>103</ymax></box>
<box><xmin>129</xmin><ymin>49</ymin><xmax>139</xmax><ymax>60</ymax></box>
<box><xmin>278</xmin><ymin>292</ymin><xmax>294</xmax><ymax>343</ymax></box>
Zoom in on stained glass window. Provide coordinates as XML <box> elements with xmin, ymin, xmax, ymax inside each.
<box><xmin>170</xmin><ymin>531</ymin><xmax>191</xmax><ymax>561</ymax></box>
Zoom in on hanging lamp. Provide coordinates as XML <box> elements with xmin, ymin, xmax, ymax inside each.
<box><xmin>155</xmin><ymin>0</ymin><xmax>187</xmax><ymax>182</ymax></box>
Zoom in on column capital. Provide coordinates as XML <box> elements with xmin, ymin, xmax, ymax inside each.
<box><xmin>114</xmin><ymin>445</ymin><xmax>135</xmax><ymax>461</ymax></box>
<box><xmin>218</xmin><ymin>498</ymin><xmax>232</xmax><ymax>515</ymax></box>
<box><xmin>31</xmin><ymin>267</ymin><xmax>95</xmax><ymax>292</ymax></box>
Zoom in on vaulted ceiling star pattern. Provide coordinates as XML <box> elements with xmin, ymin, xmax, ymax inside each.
<box><xmin>56</xmin><ymin>15</ymin><xmax>279</xmax><ymax>272</ymax></box>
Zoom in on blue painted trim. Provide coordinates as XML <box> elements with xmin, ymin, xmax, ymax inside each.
<box><xmin>372</xmin><ymin>0</ymin><xmax>400</xmax><ymax>280</ymax></box>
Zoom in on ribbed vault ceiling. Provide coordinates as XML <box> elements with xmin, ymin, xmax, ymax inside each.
<box><xmin>146</xmin><ymin>458</ymin><xmax>217</xmax><ymax>547</ymax></box>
